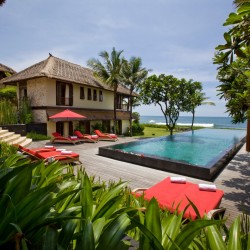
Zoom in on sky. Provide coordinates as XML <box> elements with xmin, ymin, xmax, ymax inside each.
<box><xmin>0</xmin><ymin>0</ymin><xmax>235</xmax><ymax>117</ymax></box>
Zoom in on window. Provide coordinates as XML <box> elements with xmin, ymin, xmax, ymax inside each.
<box><xmin>87</xmin><ymin>88</ymin><xmax>92</xmax><ymax>100</ymax></box>
<box><xmin>99</xmin><ymin>90</ymin><xmax>103</xmax><ymax>102</ymax></box>
<box><xmin>80</xmin><ymin>87</ymin><xmax>85</xmax><ymax>99</ymax></box>
<box><xmin>56</xmin><ymin>81</ymin><xmax>73</xmax><ymax>106</ymax></box>
<box><xmin>93</xmin><ymin>89</ymin><xmax>97</xmax><ymax>101</ymax></box>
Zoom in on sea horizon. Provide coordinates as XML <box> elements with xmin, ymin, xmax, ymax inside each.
<box><xmin>140</xmin><ymin>115</ymin><xmax>247</xmax><ymax>129</ymax></box>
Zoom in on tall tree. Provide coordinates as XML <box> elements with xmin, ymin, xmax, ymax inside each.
<box><xmin>184</xmin><ymin>80</ymin><xmax>215</xmax><ymax>130</ymax></box>
<box><xmin>121</xmin><ymin>57</ymin><xmax>150</xmax><ymax>136</ymax></box>
<box><xmin>87</xmin><ymin>48</ymin><xmax>124</xmax><ymax>134</ymax></box>
<box><xmin>139</xmin><ymin>74</ymin><xmax>189</xmax><ymax>135</ymax></box>
<box><xmin>214</xmin><ymin>2</ymin><xmax>250</xmax><ymax>151</ymax></box>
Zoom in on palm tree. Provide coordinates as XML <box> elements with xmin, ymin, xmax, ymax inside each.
<box><xmin>121</xmin><ymin>57</ymin><xmax>150</xmax><ymax>136</ymax></box>
<box><xmin>190</xmin><ymin>92</ymin><xmax>215</xmax><ymax>131</ymax></box>
<box><xmin>87</xmin><ymin>48</ymin><xmax>124</xmax><ymax>134</ymax></box>
<box><xmin>185</xmin><ymin>80</ymin><xmax>215</xmax><ymax>130</ymax></box>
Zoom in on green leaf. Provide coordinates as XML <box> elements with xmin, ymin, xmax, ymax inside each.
<box><xmin>224</xmin><ymin>13</ymin><xmax>242</xmax><ymax>25</ymax></box>
<box><xmin>224</xmin><ymin>32</ymin><xmax>232</xmax><ymax>44</ymax></box>
<box><xmin>162</xmin><ymin>214</ymin><xmax>183</xmax><ymax>249</ymax></box>
<box><xmin>237</xmin><ymin>3</ymin><xmax>250</xmax><ymax>14</ymax></box>
<box><xmin>58</xmin><ymin>219</ymin><xmax>78</xmax><ymax>248</ymax></box>
<box><xmin>42</xmin><ymin>225</ymin><xmax>58</xmax><ymax>250</ymax></box>
<box><xmin>130</xmin><ymin>216</ymin><xmax>164</xmax><ymax>250</ymax></box>
<box><xmin>169</xmin><ymin>219</ymin><xmax>223</xmax><ymax>250</ymax></box>
<box><xmin>80</xmin><ymin>172</ymin><xmax>93</xmax><ymax>219</ymax></box>
<box><xmin>93</xmin><ymin>182</ymin><xmax>127</xmax><ymax>221</ymax></box>
<box><xmin>77</xmin><ymin>218</ymin><xmax>95</xmax><ymax>250</ymax></box>
<box><xmin>206</xmin><ymin>224</ymin><xmax>226</xmax><ymax>250</ymax></box>
<box><xmin>97</xmin><ymin>213</ymin><xmax>131</xmax><ymax>250</ymax></box>
<box><xmin>92</xmin><ymin>217</ymin><xmax>106</xmax><ymax>243</ymax></box>
<box><xmin>145</xmin><ymin>198</ymin><xmax>162</xmax><ymax>243</ymax></box>
<box><xmin>228</xmin><ymin>216</ymin><xmax>242</xmax><ymax>250</ymax></box>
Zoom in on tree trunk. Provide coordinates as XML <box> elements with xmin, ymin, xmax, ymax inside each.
<box><xmin>129</xmin><ymin>97</ymin><xmax>133</xmax><ymax>137</ymax></box>
<box><xmin>246</xmin><ymin>119</ymin><xmax>250</xmax><ymax>152</ymax></box>
<box><xmin>113</xmin><ymin>84</ymin><xmax>117</xmax><ymax>134</ymax></box>
<box><xmin>191</xmin><ymin>110</ymin><xmax>195</xmax><ymax>131</ymax></box>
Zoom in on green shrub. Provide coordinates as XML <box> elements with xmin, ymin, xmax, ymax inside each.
<box><xmin>124</xmin><ymin>123</ymin><xmax>144</xmax><ymax>136</ymax></box>
<box><xmin>0</xmin><ymin>86</ymin><xmax>17</xmax><ymax>104</ymax></box>
<box><xmin>0</xmin><ymin>153</ymin><xmax>249</xmax><ymax>249</ymax></box>
<box><xmin>0</xmin><ymin>141</ymin><xmax>17</xmax><ymax>157</ymax></box>
<box><xmin>74</xmin><ymin>124</ymin><xmax>85</xmax><ymax>134</ymax></box>
<box><xmin>26</xmin><ymin>131</ymin><xmax>50</xmax><ymax>141</ymax></box>
<box><xmin>0</xmin><ymin>99</ymin><xmax>18</xmax><ymax>125</ymax></box>
<box><xmin>18</xmin><ymin>97</ymin><xmax>33</xmax><ymax>124</ymax></box>
<box><xmin>132</xmin><ymin>123</ymin><xmax>144</xmax><ymax>136</ymax></box>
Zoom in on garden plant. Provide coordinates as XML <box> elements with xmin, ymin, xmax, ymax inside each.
<box><xmin>0</xmin><ymin>143</ymin><xmax>249</xmax><ymax>249</ymax></box>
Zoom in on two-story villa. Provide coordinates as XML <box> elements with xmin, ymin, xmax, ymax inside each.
<box><xmin>0</xmin><ymin>55</ymin><xmax>135</xmax><ymax>136</ymax></box>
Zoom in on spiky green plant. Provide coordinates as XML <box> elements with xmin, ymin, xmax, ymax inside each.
<box><xmin>0</xmin><ymin>152</ymin><xmax>249</xmax><ymax>249</ymax></box>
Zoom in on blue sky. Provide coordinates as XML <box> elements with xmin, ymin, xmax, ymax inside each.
<box><xmin>1</xmin><ymin>0</ymin><xmax>235</xmax><ymax>117</ymax></box>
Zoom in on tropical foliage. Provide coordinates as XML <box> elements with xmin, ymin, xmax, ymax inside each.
<box><xmin>0</xmin><ymin>93</ymin><xmax>32</xmax><ymax>125</ymax></box>
<box><xmin>0</xmin><ymin>86</ymin><xmax>17</xmax><ymax>104</ymax></box>
<box><xmin>0</xmin><ymin>99</ymin><xmax>18</xmax><ymax>125</ymax></box>
<box><xmin>18</xmin><ymin>97</ymin><xmax>33</xmax><ymax>124</ymax></box>
<box><xmin>183</xmin><ymin>80</ymin><xmax>215</xmax><ymax>130</ymax></box>
<box><xmin>88</xmin><ymin>48</ymin><xmax>125</xmax><ymax>134</ymax></box>
<box><xmin>214</xmin><ymin>2</ymin><xmax>250</xmax><ymax>151</ymax></box>
<box><xmin>139</xmin><ymin>75</ymin><xmax>214</xmax><ymax>134</ymax></box>
<box><xmin>121</xmin><ymin>57</ymin><xmax>150</xmax><ymax>136</ymax></box>
<box><xmin>0</xmin><ymin>150</ymin><xmax>249</xmax><ymax>249</ymax></box>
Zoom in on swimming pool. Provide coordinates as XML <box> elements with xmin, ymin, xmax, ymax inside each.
<box><xmin>99</xmin><ymin>128</ymin><xmax>246</xmax><ymax>180</ymax></box>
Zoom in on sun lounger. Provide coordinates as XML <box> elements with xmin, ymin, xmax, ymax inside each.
<box><xmin>51</xmin><ymin>132</ymin><xmax>81</xmax><ymax>144</ymax></box>
<box><xmin>133</xmin><ymin>177</ymin><xmax>225</xmax><ymax>220</ymax></box>
<box><xmin>18</xmin><ymin>145</ymin><xmax>81</xmax><ymax>164</ymax></box>
<box><xmin>35</xmin><ymin>150</ymin><xmax>81</xmax><ymax>164</ymax></box>
<box><xmin>74</xmin><ymin>130</ymin><xmax>99</xmax><ymax>143</ymax></box>
<box><xmin>94</xmin><ymin>130</ymin><xmax>118</xmax><ymax>141</ymax></box>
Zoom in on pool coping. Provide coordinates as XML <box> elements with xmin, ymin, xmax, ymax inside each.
<box><xmin>98</xmin><ymin>132</ymin><xmax>246</xmax><ymax>181</ymax></box>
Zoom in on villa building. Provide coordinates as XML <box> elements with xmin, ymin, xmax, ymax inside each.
<box><xmin>0</xmin><ymin>55</ymin><xmax>135</xmax><ymax>136</ymax></box>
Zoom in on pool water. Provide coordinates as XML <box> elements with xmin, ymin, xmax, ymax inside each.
<box><xmin>99</xmin><ymin>128</ymin><xmax>246</xmax><ymax>180</ymax></box>
<box><xmin>112</xmin><ymin>129</ymin><xmax>246</xmax><ymax>167</ymax></box>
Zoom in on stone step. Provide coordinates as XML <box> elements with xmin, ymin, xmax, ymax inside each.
<box><xmin>0</xmin><ymin>129</ymin><xmax>10</xmax><ymax>136</ymax></box>
<box><xmin>2</xmin><ymin>134</ymin><xmax>21</xmax><ymax>144</ymax></box>
<box><xmin>0</xmin><ymin>128</ymin><xmax>32</xmax><ymax>148</ymax></box>
<box><xmin>11</xmin><ymin>136</ymin><xmax>32</xmax><ymax>147</ymax></box>
<box><xmin>0</xmin><ymin>131</ymin><xmax>15</xmax><ymax>140</ymax></box>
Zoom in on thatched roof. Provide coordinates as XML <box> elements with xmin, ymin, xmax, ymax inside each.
<box><xmin>0</xmin><ymin>55</ymin><xmax>136</xmax><ymax>96</ymax></box>
<box><xmin>0</xmin><ymin>63</ymin><xmax>16</xmax><ymax>74</ymax></box>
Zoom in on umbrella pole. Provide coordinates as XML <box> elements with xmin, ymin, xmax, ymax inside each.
<box><xmin>64</xmin><ymin>122</ymin><xmax>69</xmax><ymax>137</ymax></box>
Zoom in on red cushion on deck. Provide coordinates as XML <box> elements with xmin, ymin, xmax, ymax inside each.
<box><xmin>36</xmin><ymin>151</ymin><xmax>79</xmax><ymax>160</ymax></box>
<box><xmin>141</xmin><ymin>177</ymin><xmax>224</xmax><ymax>220</ymax></box>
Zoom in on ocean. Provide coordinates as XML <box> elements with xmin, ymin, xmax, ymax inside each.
<box><xmin>140</xmin><ymin>116</ymin><xmax>247</xmax><ymax>129</ymax></box>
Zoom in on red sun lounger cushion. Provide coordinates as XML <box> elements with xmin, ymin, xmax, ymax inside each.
<box><xmin>138</xmin><ymin>177</ymin><xmax>224</xmax><ymax>220</ymax></box>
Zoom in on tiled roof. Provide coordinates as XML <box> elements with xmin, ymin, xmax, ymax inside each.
<box><xmin>0</xmin><ymin>55</ymin><xmax>136</xmax><ymax>96</ymax></box>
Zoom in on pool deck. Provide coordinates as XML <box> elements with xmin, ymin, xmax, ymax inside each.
<box><xmin>30</xmin><ymin>136</ymin><xmax>250</xmax><ymax>226</ymax></box>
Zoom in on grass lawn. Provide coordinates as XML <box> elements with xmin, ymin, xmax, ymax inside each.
<box><xmin>136</xmin><ymin>126</ymin><xmax>170</xmax><ymax>138</ymax></box>
<box><xmin>134</xmin><ymin>124</ymin><xmax>202</xmax><ymax>138</ymax></box>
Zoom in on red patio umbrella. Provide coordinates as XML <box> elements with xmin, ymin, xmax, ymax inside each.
<box><xmin>49</xmin><ymin>109</ymin><xmax>87</xmax><ymax>122</ymax></box>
